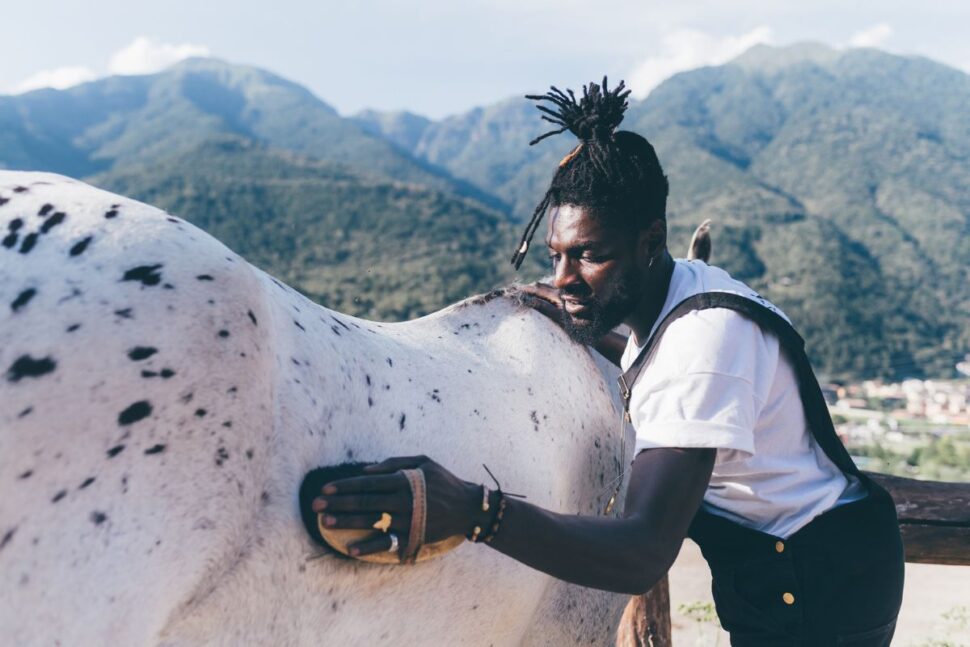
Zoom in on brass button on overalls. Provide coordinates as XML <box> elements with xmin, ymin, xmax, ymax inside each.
<box><xmin>782</xmin><ymin>592</ymin><xmax>795</xmax><ymax>605</ymax></box>
<box><xmin>775</xmin><ymin>541</ymin><xmax>785</xmax><ymax>553</ymax></box>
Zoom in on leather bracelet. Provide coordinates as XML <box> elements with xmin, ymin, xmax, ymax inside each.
<box><xmin>481</xmin><ymin>495</ymin><xmax>507</xmax><ymax>544</ymax></box>
<box><xmin>467</xmin><ymin>488</ymin><xmax>501</xmax><ymax>543</ymax></box>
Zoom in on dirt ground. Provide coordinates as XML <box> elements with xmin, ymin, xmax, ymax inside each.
<box><xmin>668</xmin><ymin>539</ymin><xmax>970</xmax><ymax>646</ymax></box>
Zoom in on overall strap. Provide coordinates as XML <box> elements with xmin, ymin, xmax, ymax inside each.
<box><xmin>618</xmin><ymin>291</ymin><xmax>861</xmax><ymax>478</ymax></box>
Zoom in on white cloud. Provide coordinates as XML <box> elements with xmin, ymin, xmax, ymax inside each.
<box><xmin>108</xmin><ymin>36</ymin><xmax>210</xmax><ymax>75</ymax></box>
<box><xmin>628</xmin><ymin>26</ymin><xmax>773</xmax><ymax>98</ymax></box>
<box><xmin>11</xmin><ymin>66</ymin><xmax>97</xmax><ymax>94</ymax></box>
<box><xmin>9</xmin><ymin>37</ymin><xmax>211</xmax><ymax>95</ymax></box>
<box><xmin>848</xmin><ymin>23</ymin><xmax>893</xmax><ymax>48</ymax></box>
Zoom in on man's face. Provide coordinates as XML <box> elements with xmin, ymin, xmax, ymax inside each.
<box><xmin>545</xmin><ymin>204</ymin><xmax>644</xmax><ymax>345</ymax></box>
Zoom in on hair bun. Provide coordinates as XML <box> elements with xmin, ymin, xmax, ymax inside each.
<box><xmin>525</xmin><ymin>77</ymin><xmax>632</xmax><ymax>146</ymax></box>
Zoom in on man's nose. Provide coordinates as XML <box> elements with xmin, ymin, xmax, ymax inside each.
<box><xmin>553</xmin><ymin>256</ymin><xmax>581</xmax><ymax>291</ymax></box>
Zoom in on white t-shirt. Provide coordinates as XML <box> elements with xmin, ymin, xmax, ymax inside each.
<box><xmin>619</xmin><ymin>259</ymin><xmax>864</xmax><ymax>538</ymax></box>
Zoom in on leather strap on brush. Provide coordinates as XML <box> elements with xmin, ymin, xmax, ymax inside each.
<box><xmin>401</xmin><ymin>468</ymin><xmax>427</xmax><ymax>564</ymax></box>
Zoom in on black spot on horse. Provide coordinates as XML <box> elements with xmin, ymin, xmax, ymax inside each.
<box><xmin>141</xmin><ymin>370</ymin><xmax>158</xmax><ymax>378</ymax></box>
<box><xmin>218</xmin><ymin>329</ymin><xmax>229</xmax><ymax>338</ymax></box>
<box><xmin>19</xmin><ymin>470</ymin><xmax>33</xmax><ymax>480</ymax></box>
<box><xmin>66</xmin><ymin>323</ymin><xmax>81</xmax><ymax>332</ymax></box>
<box><xmin>39</xmin><ymin>211</ymin><xmax>66</xmax><ymax>234</ymax></box>
<box><xmin>159</xmin><ymin>369</ymin><xmax>175</xmax><ymax>378</ymax></box>
<box><xmin>69</xmin><ymin>236</ymin><xmax>93</xmax><ymax>256</ymax></box>
<box><xmin>294</xmin><ymin>320</ymin><xmax>306</xmax><ymax>331</ymax></box>
<box><xmin>79</xmin><ymin>477</ymin><xmax>96</xmax><ymax>490</ymax></box>
<box><xmin>248</xmin><ymin>310</ymin><xmax>258</xmax><ymax>326</ymax></box>
<box><xmin>1</xmin><ymin>232</ymin><xmax>17</xmax><ymax>248</ymax></box>
<box><xmin>18</xmin><ymin>232</ymin><xmax>38</xmax><ymax>254</ymax></box>
<box><xmin>114</xmin><ymin>308</ymin><xmax>133</xmax><ymax>319</ymax></box>
<box><xmin>530</xmin><ymin>411</ymin><xmax>540</xmax><ymax>431</ymax></box>
<box><xmin>386</xmin><ymin>358</ymin><xmax>393</xmax><ymax>367</ymax></box>
<box><xmin>118</xmin><ymin>400</ymin><xmax>152</xmax><ymax>426</ymax></box>
<box><xmin>90</xmin><ymin>511</ymin><xmax>107</xmax><ymax>525</ymax></box>
<box><xmin>0</xmin><ymin>196</ymin><xmax>8</xmax><ymax>206</ymax></box>
<box><xmin>331</xmin><ymin>316</ymin><xmax>351</xmax><ymax>331</ymax></box>
<box><xmin>11</xmin><ymin>288</ymin><xmax>36</xmax><ymax>312</ymax></box>
<box><xmin>18</xmin><ymin>406</ymin><xmax>32</xmax><ymax>418</ymax></box>
<box><xmin>127</xmin><ymin>346</ymin><xmax>157</xmax><ymax>361</ymax></box>
<box><xmin>8</xmin><ymin>218</ymin><xmax>23</xmax><ymax>232</ymax></box>
<box><xmin>246</xmin><ymin>449</ymin><xmax>254</xmax><ymax>460</ymax></box>
<box><xmin>367</xmin><ymin>396</ymin><xmax>374</xmax><ymax>407</ymax></box>
<box><xmin>399</xmin><ymin>413</ymin><xmax>406</xmax><ymax>431</ymax></box>
<box><xmin>51</xmin><ymin>490</ymin><xmax>67</xmax><ymax>503</ymax></box>
<box><xmin>38</xmin><ymin>204</ymin><xmax>53</xmax><ymax>216</ymax></box>
<box><xmin>365</xmin><ymin>374</ymin><xmax>371</xmax><ymax>386</ymax></box>
<box><xmin>194</xmin><ymin>408</ymin><xmax>207</xmax><ymax>418</ymax></box>
<box><xmin>104</xmin><ymin>209</ymin><xmax>119</xmax><ymax>219</ymax></box>
<box><xmin>144</xmin><ymin>444</ymin><xmax>166</xmax><ymax>455</ymax></box>
<box><xmin>196</xmin><ymin>274</ymin><xmax>214</xmax><ymax>281</ymax></box>
<box><xmin>215</xmin><ymin>447</ymin><xmax>230</xmax><ymax>467</ymax></box>
<box><xmin>221</xmin><ymin>420</ymin><xmax>232</xmax><ymax>428</ymax></box>
<box><xmin>122</xmin><ymin>264</ymin><xmax>163</xmax><ymax>287</ymax></box>
<box><xmin>163</xmin><ymin>283</ymin><xmax>175</xmax><ymax>290</ymax></box>
<box><xmin>13</xmin><ymin>186</ymin><xmax>28</xmax><ymax>193</ymax></box>
<box><xmin>166</xmin><ymin>217</ymin><xmax>180</xmax><ymax>224</ymax></box>
<box><xmin>1</xmin><ymin>527</ymin><xmax>15</xmax><ymax>550</ymax></box>
<box><xmin>107</xmin><ymin>445</ymin><xmax>125</xmax><ymax>458</ymax></box>
<box><xmin>6</xmin><ymin>355</ymin><xmax>56</xmax><ymax>382</ymax></box>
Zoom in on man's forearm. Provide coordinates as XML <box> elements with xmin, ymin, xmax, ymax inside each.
<box><xmin>593</xmin><ymin>330</ymin><xmax>627</xmax><ymax>367</ymax></box>
<box><xmin>480</xmin><ymin>447</ymin><xmax>715</xmax><ymax>595</ymax></box>
<box><xmin>485</xmin><ymin>499</ymin><xmax>672</xmax><ymax>594</ymax></box>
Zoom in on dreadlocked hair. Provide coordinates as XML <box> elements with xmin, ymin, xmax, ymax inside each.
<box><xmin>510</xmin><ymin>76</ymin><xmax>669</xmax><ymax>269</ymax></box>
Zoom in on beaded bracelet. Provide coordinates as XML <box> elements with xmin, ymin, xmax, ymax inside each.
<box><xmin>481</xmin><ymin>496</ymin><xmax>507</xmax><ymax>544</ymax></box>
<box><xmin>467</xmin><ymin>484</ymin><xmax>492</xmax><ymax>542</ymax></box>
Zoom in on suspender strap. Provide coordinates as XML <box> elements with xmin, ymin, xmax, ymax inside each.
<box><xmin>618</xmin><ymin>291</ymin><xmax>861</xmax><ymax>478</ymax></box>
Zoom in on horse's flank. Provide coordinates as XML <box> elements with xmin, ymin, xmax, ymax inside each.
<box><xmin>0</xmin><ymin>172</ymin><xmax>629</xmax><ymax>645</ymax></box>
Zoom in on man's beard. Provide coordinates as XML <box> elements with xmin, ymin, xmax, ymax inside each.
<box><xmin>559</xmin><ymin>270</ymin><xmax>640</xmax><ymax>346</ymax></box>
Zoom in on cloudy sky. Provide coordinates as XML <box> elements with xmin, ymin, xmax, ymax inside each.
<box><xmin>4</xmin><ymin>0</ymin><xmax>968</xmax><ymax>118</ymax></box>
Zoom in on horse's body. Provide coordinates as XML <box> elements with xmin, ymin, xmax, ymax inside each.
<box><xmin>0</xmin><ymin>172</ymin><xmax>630</xmax><ymax>645</ymax></box>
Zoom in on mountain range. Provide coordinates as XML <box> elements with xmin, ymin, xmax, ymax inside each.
<box><xmin>2</xmin><ymin>43</ymin><xmax>967</xmax><ymax>381</ymax></box>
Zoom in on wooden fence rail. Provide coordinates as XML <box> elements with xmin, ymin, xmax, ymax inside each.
<box><xmin>619</xmin><ymin>472</ymin><xmax>970</xmax><ymax>646</ymax></box>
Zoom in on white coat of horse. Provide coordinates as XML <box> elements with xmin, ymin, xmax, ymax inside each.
<box><xmin>0</xmin><ymin>171</ymin><xmax>633</xmax><ymax>645</ymax></box>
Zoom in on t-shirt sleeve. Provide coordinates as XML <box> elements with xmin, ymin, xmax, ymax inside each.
<box><xmin>628</xmin><ymin>308</ymin><xmax>779</xmax><ymax>457</ymax></box>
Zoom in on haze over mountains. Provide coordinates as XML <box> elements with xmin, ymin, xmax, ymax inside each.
<box><xmin>2</xmin><ymin>44</ymin><xmax>967</xmax><ymax>381</ymax></box>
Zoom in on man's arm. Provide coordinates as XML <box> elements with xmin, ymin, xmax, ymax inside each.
<box><xmin>592</xmin><ymin>330</ymin><xmax>627</xmax><ymax>367</ymax></box>
<box><xmin>317</xmin><ymin>447</ymin><xmax>715</xmax><ymax>595</ymax></box>
<box><xmin>486</xmin><ymin>447</ymin><xmax>715</xmax><ymax>594</ymax></box>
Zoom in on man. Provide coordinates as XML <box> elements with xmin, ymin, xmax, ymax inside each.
<box><xmin>312</xmin><ymin>79</ymin><xmax>904</xmax><ymax>645</ymax></box>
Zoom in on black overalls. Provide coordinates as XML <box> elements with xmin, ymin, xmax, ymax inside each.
<box><xmin>619</xmin><ymin>292</ymin><xmax>905</xmax><ymax>646</ymax></box>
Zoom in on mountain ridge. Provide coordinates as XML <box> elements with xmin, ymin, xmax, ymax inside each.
<box><xmin>2</xmin><ymin>45</ymin><xmax>966</xmax><ymax>381</ymax></box>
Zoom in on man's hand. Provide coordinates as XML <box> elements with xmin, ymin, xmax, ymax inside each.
<box><xmin>517</xmin><ymin>282</ymin><xmax>566</xmax><ymax>327</ymax></box>
<box><xmin>312</xmin><ymin>456</ymin><xmax>482</xmax><ymax>557</ymax></box>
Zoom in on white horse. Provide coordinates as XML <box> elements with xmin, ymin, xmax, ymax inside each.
<box><xmin>0</xmin><ymin>171</ymin><xmax>633</xmax><ymax>645</ymax></box>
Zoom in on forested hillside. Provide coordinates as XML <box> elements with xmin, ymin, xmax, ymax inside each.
<box><xmin>92</xmin><ymin>137</ymin><xmax>541</xmax><ymax>321</ymax></box>
<box><xmin>2</xmin><ymin>44</ymin><xmax>966</xmax><ymax>381</ymax></box>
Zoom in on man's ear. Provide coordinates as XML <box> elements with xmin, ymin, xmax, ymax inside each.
<box><xmin>637</xmin><ymin>219</ymin><xmax>667</xmax><ymax>262</ymax></box>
